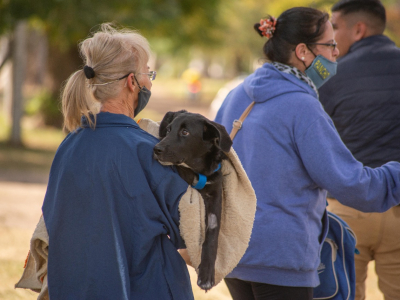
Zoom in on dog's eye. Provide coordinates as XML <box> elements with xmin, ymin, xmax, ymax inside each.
<box><xmin>181</xmin><ymin>129</ymin><xmax>189</xmax><ymax>136</ymax></box>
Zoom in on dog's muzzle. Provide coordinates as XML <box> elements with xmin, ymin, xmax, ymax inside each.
<box><xmin>153</xmin><ymin>144</ymin><xmax>181</xmax><ymax>165</ymax></box>
<box><xmin>153</xmin><ymin>144</ymin><xmax>164</xmax><ymax>156</ymax></box>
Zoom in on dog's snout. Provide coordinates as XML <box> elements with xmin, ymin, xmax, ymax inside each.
<box><xmin>153</xmin><ymin>145</ymin><xmax>164</xmax><ymax>156</ymax></box>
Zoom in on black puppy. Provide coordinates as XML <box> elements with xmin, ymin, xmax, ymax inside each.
<box><xmin>153</xmin><ymin>110</ymin><xmax>232</xmax><ymax>291</ymax></box>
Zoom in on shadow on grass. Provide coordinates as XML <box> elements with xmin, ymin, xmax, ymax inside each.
<box><xmin>0</xmin><ymin>142</ymin><xmax>55</xmax><ymax>184</ymax></box>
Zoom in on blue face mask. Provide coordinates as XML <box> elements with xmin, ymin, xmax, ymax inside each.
<box><xmin>134</xmin><ymin>86</ymin><xmax>151</xmax><ymax>117</ymax></box>
<box><xmin>305</xmin><ymin>55</ymin><xmax>337</xmax><ymax>89</ymax></box>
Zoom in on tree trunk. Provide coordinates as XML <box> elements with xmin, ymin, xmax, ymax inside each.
<box><xmin>0</xmin><ymin>36</ymin><xmax>11</xmax><ymax>120</ymax></box>
<box><xmin>9</xmin><ymin>21</ymin><xmax>28</xmax><ymax>146</ymax></box>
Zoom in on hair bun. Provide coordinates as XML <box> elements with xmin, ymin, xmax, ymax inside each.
<box><xmin>83</xmin><ymin>65</ymin><xmax>95</xmax><ymax>79</ymax></box>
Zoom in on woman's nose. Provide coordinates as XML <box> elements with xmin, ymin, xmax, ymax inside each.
<box><xmin>333</xmin><ymin>46</ymin><xmax>340</xmax><ymax>58</ymax></box>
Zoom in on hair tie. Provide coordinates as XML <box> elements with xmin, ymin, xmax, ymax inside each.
<box><xmin>83</xmin><ymin>65</ymin><xmax>95</xmax><ymax>79</ymax></box>
<box><xmin>259</xmin><ymin>17</ymin><xmax>277</xmax><ymax>38</ymax></box>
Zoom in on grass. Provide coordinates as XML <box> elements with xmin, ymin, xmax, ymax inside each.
<box><xmin>0</xmin><ymin>143</ymin><xmax>56</xmax><ymax>171</ymax></box>
<box><xmin>0</xmin><ymin>228</ymin><xmax>38</xmax><ymax>300</ymax></box>
<box><xmin>0</xmin><ymin>121</ymin><xmax>62</xmax><ymax>183</ymax></box>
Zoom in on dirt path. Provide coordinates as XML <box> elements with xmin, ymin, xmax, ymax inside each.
<box><xmin>0</xmin><ymin>182</ymin><xmax>45</xmax><ymax>230</ymax></box>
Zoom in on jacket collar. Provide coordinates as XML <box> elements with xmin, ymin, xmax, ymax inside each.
<box><xmin>348</xmin><ymin>35</ymin><xmax>394</xmax><ymax>55</ymax></box>
<box><xmin>81</xmin><ymin>112</ymin><xmax>138</xmax><ymax>129</ymax></box>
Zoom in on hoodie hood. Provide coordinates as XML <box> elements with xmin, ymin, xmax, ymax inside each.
<box><xmin>243</xmin><ymin>63</ymin><xmax>317</xmax><ymax>104</ymax></box>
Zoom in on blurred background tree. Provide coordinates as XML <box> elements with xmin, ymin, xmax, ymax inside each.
<box><xmin>0</xmin><ymin>0</ymin><xmax>398</xmax><ymax>145</ymax></box>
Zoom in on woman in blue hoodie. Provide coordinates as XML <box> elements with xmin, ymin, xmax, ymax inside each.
<box><xmin>215</xmin><ymin>7</ymin><xmax>400</xmax><ymax>300</ymax></box>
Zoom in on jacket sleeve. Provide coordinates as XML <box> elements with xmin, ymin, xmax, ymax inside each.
<box><xmin>296</xmin><ymin>112</ymin><xmax>400</xmax><ymax>212</ymax></box>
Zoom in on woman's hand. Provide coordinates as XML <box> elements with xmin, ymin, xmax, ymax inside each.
<box><xmin>178</xmin><ymin>249</ymin><xmax>193</xmax><ymax>267</ymax></box>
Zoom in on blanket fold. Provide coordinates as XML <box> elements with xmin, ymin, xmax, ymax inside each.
<box><xmin>15</xmin><ymin>215</ymin><xmax>49</xmax><ymax>300</ymax></box>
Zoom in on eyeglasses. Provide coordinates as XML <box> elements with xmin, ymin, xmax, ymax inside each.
<box><xmin>90</xmin><ymin>71</ymin><xmax>156</xmax><ymax>86</ymax></box>
<box><xmin>137</xmin><ymin>71</ymin><xmax>157</xmax><ymax>81</ymax></box>
<box><xmin>307</xmin><ymin>42</ymin><xmax>337</xmax><ymax>51</ymax></box>
<box><xmin>118</xmin><ymin>71</ymin><xmax>156</xmax><ymax>81</ymax></box>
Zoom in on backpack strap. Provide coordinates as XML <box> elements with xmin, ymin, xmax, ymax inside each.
<box><xmin>229</xmin><ymin>101</ymin><xmax>255</xmax><ymax>140</ymax></box>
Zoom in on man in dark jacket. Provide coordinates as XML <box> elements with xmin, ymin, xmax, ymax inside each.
<box><xmin>319</xmin><ymin>1</ymin><xmax>400</xmax><ymax>299</ymax></box>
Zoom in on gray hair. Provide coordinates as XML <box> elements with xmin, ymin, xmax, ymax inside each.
<box><xmin>61</xmin><ymin>23</ymin><xmax>151</xmax><ymax>132</ymax></box>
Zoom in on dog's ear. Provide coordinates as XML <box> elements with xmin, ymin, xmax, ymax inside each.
<box><xmin>203</xmin><ymin>120</ymin><xmax>233</xmax><ymax>152</ymax></box>
<box><xmin>159</xmin><ymin>110</ymin><xmax>187</xmax><ymax>138</ymax></box>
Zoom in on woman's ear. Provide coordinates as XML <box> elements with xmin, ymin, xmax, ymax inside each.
<box><xmin>295</xmin><ymin>43</ymin><xmax>309</xmax><ymax>62</ymax></box>
<box><xmin>292</xmin><ymin>43</ymin><xmax>314</xmax><ymax>72</ymax></box>
<box><xmin>126</xmin><ymin>73</ymin><xmax>136</xmax><ymax>92</ymax></box>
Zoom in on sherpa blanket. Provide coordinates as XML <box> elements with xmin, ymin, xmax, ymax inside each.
<box><xmin>15</xmin><ymin>118</ymin><xmax>256</xmax><ymax>297</ymax></box>
<box><xmin>15</xmin><ymin>215</ymin><xmax>49</xmax><ymax>300</ymax></box>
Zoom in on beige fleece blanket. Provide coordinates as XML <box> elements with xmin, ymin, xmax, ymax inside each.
<box><xmin>15</xmin><ymin>118</ymin><xmax>257</xmax><ymax>295</ymax></box>
<box><xmin>139</xmin><ymin>118</ymin><xmax>257</xmax><ymax>286</ymax></box>
<box><xmin>15</xmin><ymin>215</ymin><xmax>49</xmax><ymax>300</ymax></box>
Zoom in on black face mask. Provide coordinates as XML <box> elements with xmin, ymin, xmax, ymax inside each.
<box><xmin>133</xmin><ymin>74</ymin><xmax>151</xmax><ymax>117</ymax></box>
<box><xmin>134</xmin><ymin>86</ymin><xmax>151</xmax><ymax>117</ymax></box>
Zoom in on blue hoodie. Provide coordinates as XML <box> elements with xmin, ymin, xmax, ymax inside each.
<box><xmin>215</xmin><ymin>63</ymin><xmax>400</xmax><ymax>287</ymax></box>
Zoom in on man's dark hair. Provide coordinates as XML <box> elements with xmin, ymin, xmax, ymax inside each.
<box><xmin>255</xmin><ymin>7</ymin><xmax>329</xmax><ymax>64</ymax></box>
<box><xmin>332</xmin><ymin>0</ymin><xmax>386</xmax><ymax>25</ymax></box>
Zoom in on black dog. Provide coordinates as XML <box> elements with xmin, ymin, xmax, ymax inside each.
<box><xmin>153</xmin><ymin>110</ymin><xmax>232</xmax><ymax>291</ymax></box>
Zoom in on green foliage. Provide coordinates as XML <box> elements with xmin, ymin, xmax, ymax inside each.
<box><xmin>25</xmin><ymin>92</ymin><xmax>43</xmax><ymax>116</ymax></box>
<box><xmin>0</xmin><ymin>0</ymin><xmax>222</xmax><ymax>49</ymax></box>
<box><xmin>25</xmin><ymin>89</ymin><xmax>62</xmax><ymax>127</ymax></box>
<box><xmin>0</xmin><ymin>113</ymin><xmax>9</xmax><ymax>141</ymax></box>
<box><xmin>1</xmin><ymin>0</ymin><xmax>398</xmax><ymax>58</ymax></box>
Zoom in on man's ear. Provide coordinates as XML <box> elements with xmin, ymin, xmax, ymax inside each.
<box><xmin>203</xmin><ymin>120</ymin><xmax>233</xmax><ymax>153</ymax></box>
<box><xmin>354</xmin><ymin>21</ymin><xmax>367</xmax><ymax>41</ymax></box>
<box><xmin>159</xmin><ymin>110</ymin><xmax>187</xmax><ymax>138</ymax></box>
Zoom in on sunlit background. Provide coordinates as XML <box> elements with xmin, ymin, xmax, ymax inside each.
<box><xmin>1</xmin><ymin>0</ymin><xmax>398</xmax><ymax>298</ymax></box>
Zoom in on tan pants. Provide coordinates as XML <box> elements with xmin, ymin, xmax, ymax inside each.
<box><xmin>327</xmin><ymin>199</ymin><xmax>400</xmax><ymax>300</ymax></box>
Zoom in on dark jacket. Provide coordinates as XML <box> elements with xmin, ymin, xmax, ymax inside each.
<box><xmin>42</xmin><ymin>112</ymin><xmax>193</xmax><ymax>300</ymax></box>
<box><xmin>319</xmin><ymin>35</ymin><xmax>400</xmax><ymax>168</ymax></box>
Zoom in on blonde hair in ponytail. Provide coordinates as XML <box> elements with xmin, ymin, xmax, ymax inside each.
<box><xmin>61</xmin><ymin>23</ymin><xmax>151</xmax><ymax>132</ymax></box>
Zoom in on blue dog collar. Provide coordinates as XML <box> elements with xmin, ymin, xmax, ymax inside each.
<box><xmin>192</xmin><ymin>163</ymin><xmax>221</xmax><ymax>190</ymax></box>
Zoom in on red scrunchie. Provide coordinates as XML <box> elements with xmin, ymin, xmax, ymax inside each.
<box><xmin>259</xmin><ymin>17</ymin><xmax>277</xmax><ymax>38</ymax></box>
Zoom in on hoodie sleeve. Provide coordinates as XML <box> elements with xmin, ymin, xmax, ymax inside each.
<box><xmin>295</xmin><ymin>109</ymin><xmax>400</xmax><ymax>213</ymax></box>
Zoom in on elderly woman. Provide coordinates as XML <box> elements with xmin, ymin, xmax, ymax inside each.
<box><xmin>42</xmin><ymin>24</ymin><xmax>193</xmax><ymax>299</ymax></box>
<box><xmin>215</xmin><ymin>7</ymin><xmax>400</xmax><ymax>300</ymax></box>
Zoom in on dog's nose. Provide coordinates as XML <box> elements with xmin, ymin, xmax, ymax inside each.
<box><xmin>153</xmin><ymin>145</ymin><xmax>164</xmax><ymax>156</ymax></box>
